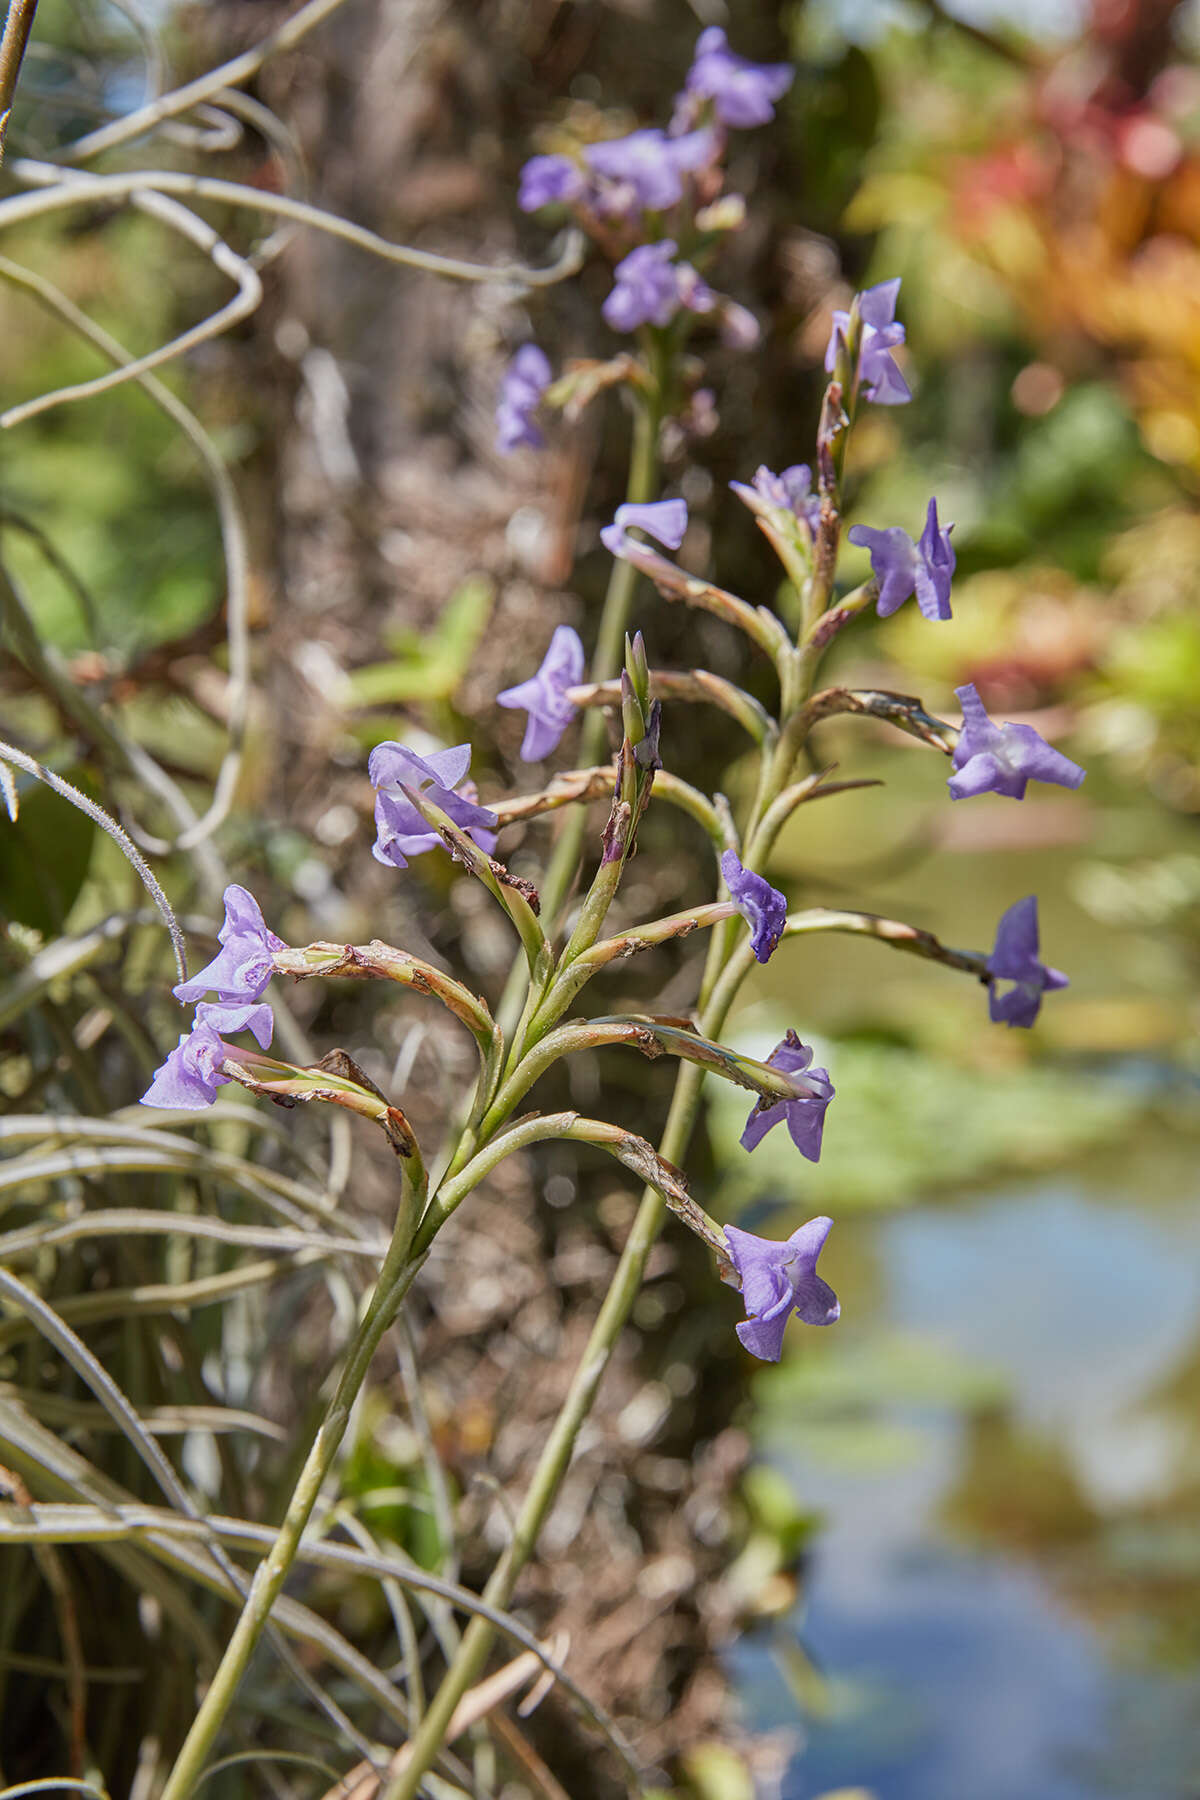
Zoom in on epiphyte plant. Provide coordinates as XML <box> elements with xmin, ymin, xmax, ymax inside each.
<box><xmin>41</xmin><ymin>21</ymin><xmax>1086</xmax><ymax>1797</ymax></box>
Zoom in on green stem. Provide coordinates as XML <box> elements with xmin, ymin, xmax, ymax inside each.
<box><xmin>496</xmin><ymin>371</ymin><xmax>663</xmax><ymax>1048</ymax></box>
<box><xmin>157</xmin><ymin>1177</ymin><xmax>423</xmax><ymax>1800</ymax></box>
<box><xmin>384</xmin><ymin>656</ymin><xmax>819</xmax><ymax>1800</ymax></box>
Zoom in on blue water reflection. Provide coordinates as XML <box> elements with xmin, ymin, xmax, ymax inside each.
<box><xmin>738</xmin><ymin>1176</ymin><xmax>1200</xmax><ymax>1799</ymax></box>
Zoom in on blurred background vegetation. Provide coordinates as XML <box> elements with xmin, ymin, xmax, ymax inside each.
<box><xmin>2</xmin><ymin>1</ymin><xmax>1199</xmax><ymax>1796</ymax></box>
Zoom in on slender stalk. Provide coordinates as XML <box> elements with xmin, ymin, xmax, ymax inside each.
<box><xmin>499</xmin><ymin>373</ymin><xmax>663</xmax><ymax>1045</ymax></box>
<box><xmin>383</xmin><ymin>575</ymin><xmax>830</xmax><ymax>1800</ymax></box>
<box><xmin>157</xmin><ymin>1177</ymin><xmax>423</xmax><ymax>1800</ymax></box>
<box><xmin>0</xmin><ymin>0</ymin><xmax>37</xmax><ymax>164</ymax></box>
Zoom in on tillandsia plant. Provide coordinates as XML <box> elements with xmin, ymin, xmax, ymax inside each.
<box><xmin>25</xmin><ymin>23</ymin><xmax>1085</xmax><ymax>1800</ymax></box>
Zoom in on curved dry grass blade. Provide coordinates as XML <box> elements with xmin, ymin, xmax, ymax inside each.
<box><xmin>0</xmin><ymin>1260</ymin><xmax>289</xmax><ymax>1352</ymax></box>
<box><xmin>0</xmin><ymin>1130</ymin><xmax>353</xmax><ymax>1230</ymax></box>
<box><xmin>0</xmin><ymin>1502</ymin><xmax>641</xmax><ymax>1782</ymax></box>
<box><xmin>60</xmin><ymin>0</ymin><xmax>356</xmax><ymax>162</ymax></box>
<box><xmin>0</xmin><ymin>740</ymin><xmax>185</xmax><ymax>981</ymax></box>
<box><xmin>0</xmin><ymin>1205</ymin><xmax>384</xmax><ymax>1263</ymax></box>
<box><xmin>0</xmin><ymin>1401</ymin><xmax>412</xmax><ymax>1732</ymax></box>
<box><xmin>2</xmin><ymin>1389</ymin><xmax>287</xmax><ymax>1442</ymax></box>
<box><xmin>193</xmin><ymin>1751</ymin><xmax>345</xmax><ymax>1792</ymax></box>
<box><xmin>4</xmin><ymin>167</ymin><xmax>262</xmax><ymax>423</ymax></box>
<box><xmin>0</xmin><ymin>1781</ymin><xmax>113</xmax><ymax>1798</ymax></box>
<box><xmin>0</xmin><ymin>163</ymin><xmax>586</xmax><ymax>292</ymax></box>
<box><xmin>0</xmin><ymin>256</ymin><xmax>249</xmax><ymax>856</ymax></box>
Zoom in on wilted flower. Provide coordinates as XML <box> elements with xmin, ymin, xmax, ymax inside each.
<box><xmin>600</xmin><ymin>498</ymin><xmax>689</xmax><ymax>559</ymax></box>
<box><xmin>684</xmin><ymin>27</ymin><xmax>794</xmax><ymax>129</ymax></box>
<box><xmin>848</xmin><ymin>497</ymin><xmax>955</xmax><ymax>621</ymax></box>
<box><xmin>824</xmin><ymin>278</ymin><xmax>911</xmax><ymax>405</ymax></box>
<box><xmin>730</xmin><ymin>464</ymin><xmax>821</xmax><ymax>536</ymax></box>
<box><xmin>141</xmin><ymin>1001</ymin><xmax>274</xmax><ymax>1110</ymax></box>
<box><xmin>518</xmin><ymin>154</ymin><xmax>586</xmax><ymax>212</ymax></box>
<box><xmin>584</xmin><ymin>126</ymin><xmax>716</xmax><ymax>215</ymax></box>
<box><xmin>724</xmin><ymin>1217</ymin><xmax>840</xmax><ymax>1362</ymax></box>
<box><xmin>173</xmin><ymin>885</ymin><xmax>284</xmax><ymax>1007</ymax></box>
<box><xmin>602</xmin><ymin>240</ymin><xmax>714</xmax><ymax>333</ymax></box>
<box><xmin>721</xmin><ymin>850</ymin><xmax>787</xmax><ymax>963</ymax></box>
<box><xmin>987</xmin><ymin>895</ymin><xmax>1069</xmax><ymax>1028</ymax></box>
<box><xmin>497</xmin><ymin>625</ymin><xmax>586</xmax><ymax>761</ymax></box>
<box><xmin>496</xmin><ymin>344</ymin><xmax>552</xmax><ymax>455</ymax></box>
<box><xmin>949</xmin><ymin>684</ymin><xmax>1086</xmax><ymax>801</ymax></box>
<box><xmin>369</xmin><ymin>742</ymin><xmax>498</xmax><ymax>870</ymax></box>
<box><xmin>740</xmin><ymin>1030</ymin><xmax>835</xmax><ymax>1161</ymax></box>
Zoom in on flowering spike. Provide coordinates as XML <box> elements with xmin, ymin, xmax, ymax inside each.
<box><xmin>600</xmin><ymin>498</ymin><xmax>688</xmax><ymax>559</ymax></box>
<box><xmin>173</xmin><ymin>885</ymin><xmax>284</xmax><ymax>1007</ymax></box>
<box><xmin>683</xmin><ymin>28</ymin><xmax>794</xmax><ymax>129</ymax></box>
<box><xmin>369</xmin><ymin>742</ymin><xmax>497</xmax><ymax>870</ymax></box>
<box><xmin>949</xmin><ymin>684</ymin><xmax>1086</xmax><ymax>801</ymax></box>
<box><xmin>497</xmin><ymin>626</ymin><xmax>585</xmax><ymax>762</ymax></box>
<box><xmin>496</xmin><ymin>344</ymin><xmax>552</xmax><ymax>455</ymax></box>
<box><xmin>730</xmin><ymin>464</ymin><xmax>821</xmax><ymax>537</ymax></box>
<box><xmin>583</xmin><ymin>127</ymin><xmax>717</xmax><ymax>216</ymax></box>
<box><xmin>602</xmin><ymin>241</ymin><xmax>714</xmax><ymax>334</ymax></box>
<box><xmin>720</xmin><ymin>850</ymin><xmax>787</xmax><ymax>964</ymax></box>
<box><xmin>724</xmin><ymin>1217</ymin><xmax>840</xmax><ymax>1362</ymax></box>
<box><xmin>740</xmin><ymin>1030</ymin><xmax>834</xmax><ymax>1160</ymax></box>
<box><xmin>848</xmin><ymin>498</ymin><xmax>955</xmax><ymax>621</ymax></box>
<box><xmin>141</xmin><ymin>1001</ymin><xmax>274</xmax><ymax>1110</ymax></box>
<box><xmin>518</xmin><ymin>155</ymin><xmax>585</xmax><ymax>212</ymax></box>
<box><xmin>987</xmin><ymin>896</ymin><xmax>1069</xmax><ymax>1028</ymax></box>
<box><xmin>824</xmin><ymin>279</ymin><xmax>911</xmax><ymax>406</ymax></box>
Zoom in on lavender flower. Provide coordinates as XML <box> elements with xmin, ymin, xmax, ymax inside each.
<box><xmin>949</xmin><ymin>684</ymin><xmax>1087</xmax><ymax>801</ymax></box>
<box><xmin>497</xmin><ymin>625</ymin><xmax>585</xmax><ymax>761</ymax></box>
<box><xmin>724</xmin><ymin>1217</ymin><xmax>840</xmax><ymax>1362</ymax></box>
<box><xmin>987</xmin><ymin>896</ymin><xmax>1069</xmax><ymax>1029</ymax></box>
<box><xmin>740</xmin><ymin>1031</ymin><xmax>835</xmax><ymax>1161</ymax></box>
<box><xmin>684</xmin><ymin>27</ymin><xmax>794</xmax><ymax>129</ymax></box>
<box><xmin>824</xmin><ymin>278</ymin><xmax>911</xmax><ymax>405</ymax></box>
<box><xmin>583</xmin><ymin>127</ymin><xmax>716</xmax><ymax>215</ymax></box>
<box><xmin>721</xmin><ymin>850</ymin><xmax>787</xmax><ymax>964</ymax></box>
<box><xmin>730</xmin><ymin>464</ymin><xmax>821</xmax><ymax>537</ymax></box>
<box><xmin>600</xmin><ymin>498</ymin><xmax>688</xmax><ymax>559</ymax></box>
<box><xmin>172</xmin><ymin>885</ymin><xmax>284</xmax><ymax>1007</ymax></box>
<box><xmin>495</xmin><ymin>344</ymin><xmax>552</xmax><ymax>455</ymax></box>
<box><xmin>141</xmin><ymin>1001</ymin><xmax>274</xmax><ymax>1110</ymax></box>
<box><xmin>518</xmin><ymin>154</ymin><xmax>586</xmax><ymax>212</ymax></box>
<box><xmin>602</xmin><ymin>240</ymin><xmax>714</xmax><ymax>333</ymax></box>
<box><xmin>848</xmin><ymin>498</ymin><xmax>955</xmax><ymax>621</ymax></box>
<box><xmin>369</xmin><ymin>742</ymin><xmax>498</xmax><ymax>871</ymax></box>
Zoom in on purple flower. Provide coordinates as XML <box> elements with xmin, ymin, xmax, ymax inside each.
<box><xmin>730</xmin><ymin>464</ymin><xmax>821</xmax><ymax>537</ymax></box>
<box><xmin>583</xmin><ymin>127</ymin><xmax>716</xmax><ymax>215</ymax></box>
<box><xmin>740</xmin><ymin>1031</ymin><xmax>835</xmax><ymax>1162</ymax></box>
<box><xmin>369</xmin><ymin>742</ymin><xmax>498</xmax><ymax>871</ymax></box>
<box><xmin>721</xmin><ymin>849</ymin><xmax>787</xmax><ymax>964</ymax></box>
<box><xmin>684</xmin><ymin>27</ymin><xmax>794</xmax><ymax>129</ymax></box>
<box><xmin>518</xmin><ymin>154</ymin><xmax>586</xmax><ymax>212</ymax></box>
<box><xmin>497</xmin><ymin>625</ymin><xmax>585</xmax><ymax>761</ymax></box>
<box><xmin>141</xmin><ymin>1001</ymin><xmax>274</xmax><ymax>1110</ymax></box>
<box><xmin>824</xmin><ymin>278</ymin><xmax>911</xmax><ymax>405</ymax></box>
<box><xmin>601</xmin><ymin>240</ymin><xmax>713</xmax><ymax>334</ymax></box>
<box><xmin>987</xmin><ymin>896</ymin><xmax>1069</xmax><ymax>1029</ymax></box>
<box><xmin>173</xmin><ymin>884</ymin><xmax>284</xmax><ymax>1007</ymax></box>
<box><xmin>848</xmin><ymin>498</ymin><xmax>955</xmax><ymax>622</ymax></box>
<box><xmin>724</xmin><ymin>1217</ymin><xmax>840</xmax><ymax>1362</ymax></box>
<box><xmin>949</xmin><ymin>684</ymin><xmax>1086</xmax><ymax>801</ymax></box>
<box><xmin>496</xmin><ymin>344</ymin><xmax>552</xmax><ymax>455</ymax></box>
<box><xmin>718</xmin><ymin>300</ymin><xmax>761</xmax><ymax>350</ymax></box>
<box><xmin>600</xmin><ymin>498</ymin><xmax>689</xmax><ymax>559</ymax></box>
